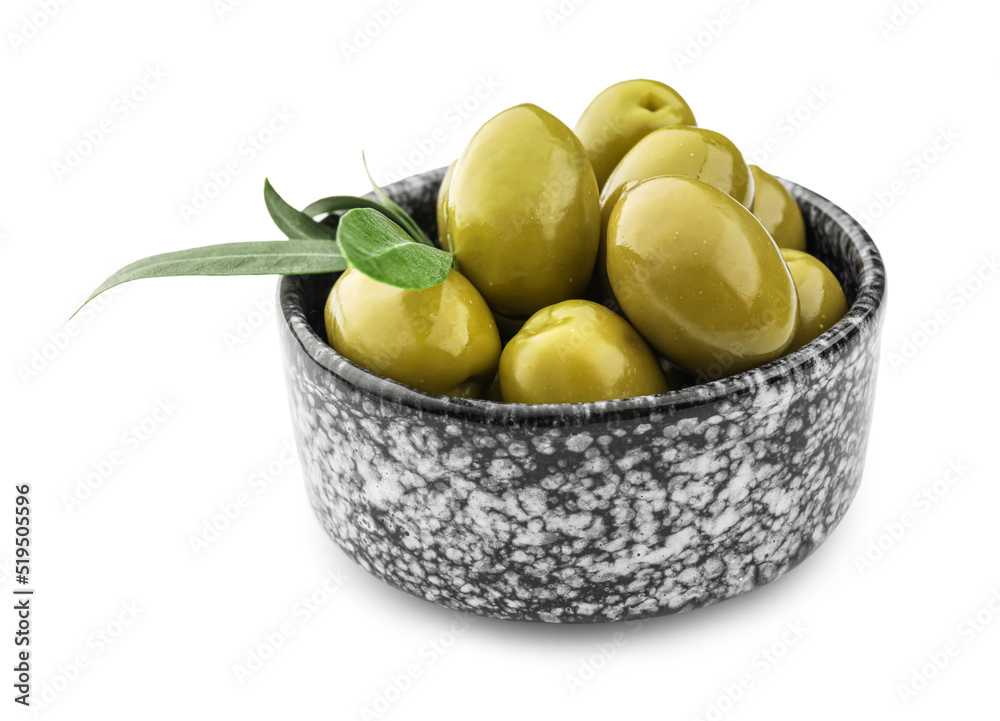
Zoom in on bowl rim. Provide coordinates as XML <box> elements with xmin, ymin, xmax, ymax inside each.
<box><xmin>279</xmin><ymin>170</ymin><xmax>886</xmax><ymax>425</ymax></box>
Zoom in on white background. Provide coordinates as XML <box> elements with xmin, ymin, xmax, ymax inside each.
<box><xmin>3</xmin><ymin>0</ymin><xmax>999</xmax><ymax>718</ymax></box>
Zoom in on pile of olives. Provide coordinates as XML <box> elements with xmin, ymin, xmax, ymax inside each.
<box><xmin>325</xmin><ymin>80</ymin><xmax>848</xmax><ymax>404</ymax></box>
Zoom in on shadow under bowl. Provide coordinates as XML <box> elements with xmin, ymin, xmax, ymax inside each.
<box><xmin>278</xmin><ymin>166</ymin><xmax>887</xmax><ymax>623</ymax></box>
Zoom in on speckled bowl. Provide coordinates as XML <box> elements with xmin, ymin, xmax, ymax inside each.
<box><xmin>278</xmin><ymin>166</ymin><xmax>886</xmax><ymax>623</ymax></box>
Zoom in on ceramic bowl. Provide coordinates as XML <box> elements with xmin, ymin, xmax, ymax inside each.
<box><xmin>278</xmin><ymin>166</ymin><xmax>886</xmax><ymax>623</ymax></box>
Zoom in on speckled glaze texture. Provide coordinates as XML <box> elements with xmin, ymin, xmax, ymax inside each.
<box><xmin>279</xmin><ymin>167</ymin><xmax>887</xmax><ymax>623</ymax></box>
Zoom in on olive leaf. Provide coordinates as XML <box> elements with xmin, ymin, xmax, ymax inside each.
<box><xmin>269</xmin><ymin>175</ymin><xmax>431</xmax><ymax>247</ymax></box>
<box><xmin>73</xmin><ymin>168</ymin><xmax>445</xmax><ymax>320</ymax></box>
<box><xmin>337</xmin><ymin>208</ymin><xmax>452</xmax><ymax>290</ymax></box>
<box><xmin>72</xmin><ymin>240</ymin><xmax>348</xmax><ymax>319</ymax></box>
<box><xmin>361</xmin><ymin>153</ymin><xmax>435</xmax><ymax>247</ymax></box>
<box><xmin>264</xmin><ymin>179</ymin><xmax>338</xmax><ymax>241</ymax></box>
<box><xmin>302</xmin><ymin>195</ymin><xmax>409</xmax><ymax>227</ymax></box>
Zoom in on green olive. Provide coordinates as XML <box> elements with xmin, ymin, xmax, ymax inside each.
<box><xmin>781</xmin><ymin>249</ymin><xmax>848</xmax><ymax>352</ymax></box>
<box><xmin>574</xmin><ymin>79</ymin><xmax>697</xmax><ymax>188</ymax></box>
<box><xmin>499</xmin><ymin>299</ymin><xmax>669</xmax><ymax>404</ymax></box>
<box><xmin>436</xmin><ymin>160</ymin><xmax>457</xmax><ymax>251</ymax></box>
<box><xmin>600</xmin><ymin>126</ymin><xmax>754</xmax><ymax>217</ymax></box>
<box><xmin>446</xmin><ymin>103</ymin><xmax>600</xmax><ymax>318</ymax></box>
<box><xmin>591</xmin><ymin>126</ymin><xmax>755</xmax><ymax>306</ymax></box>
<box><xmin>606</xmin><ymin>176</ymin><xmax>798</xmax><ymax>379</ymax></box>
<box><xmin>750</xmin><ymin>165</ymin><xmax>806</xmax><ymax>251</ymax></box>
<box><xmin>324</xmin><ymin>267</ymin><xmax>501</xmax><ymax>397</ymax></box>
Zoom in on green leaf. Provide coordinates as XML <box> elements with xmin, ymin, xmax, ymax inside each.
<box><xmin>264</xmin><ymin>179</ymin><xmax>337</xmax><ymax>240</ymax></box>
<box><xmin>302</xmin><ymin>195</ymin><xmax>390</xmax><ymax>218</ymax></box>
<box><xmin>361</xmin><ymin>152</ymin><xmax>435</xmax><ymax>247</ymax></box>
<box><xmin>73</xmin><ymin>240</ymin><xmax>348</xmax><ymax>319</ymax></box>
<box><xmin>337</xmin><ymin>208</ymin><xmax>452</xmax><ymax>290</ymax></box>
<box><xmin>301</xmin><ymin>194</ymin><xmax>412</xmax><ymax>230</ymax></box>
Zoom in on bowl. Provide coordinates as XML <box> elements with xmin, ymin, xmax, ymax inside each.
<box><xmin>278</xmin><ymin>166</ymin><xmax>887</xmax><ymax>623</ymax></box>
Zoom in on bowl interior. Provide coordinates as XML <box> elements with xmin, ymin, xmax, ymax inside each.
<box><xmin>281</xmin><ymin>167</ymin><xmax>884</xmax><ymax>421</ymax></box>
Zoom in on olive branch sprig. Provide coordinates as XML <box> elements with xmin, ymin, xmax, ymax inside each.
<box><xmin>72</xmin><ymin>158</ymin><xmax>452</xmax><ymax>319</ymax></box>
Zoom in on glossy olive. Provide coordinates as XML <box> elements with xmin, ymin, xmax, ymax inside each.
<box><xmin>591</xmin><ymin>127</ymin><xmax>755</xmax><ymax>306</ymax></box>
<box><xmin>781</xmin><ymin>249</ymin><xmax>848</xmax><ymax>352</ymax></box>
<box><xmin>600</xmin><ymin>126</ymin><xmax>754</xmax><ymax>218</ymax></box>
<box><xmin>606</xmin><ymin>176</ymin><xmax>798</xmax><ymax>379</ymax></box>
<box><xmin>574</xmin><ymin>79</ymin><xmax>697</xmax><ymax>188</ymax></box>
<box><xmin>499</xmin><ymin>300</ymin><xmax>669</xmax><ymax>404</ymax></box>
<box><xmin>324</xmin><ymin>267</ymin><xmax>501</xmax><ymax>397</ymax></box>
<box><xmin>750</xmin><ymin>165</ymin><xmax>806</xmax><ymax>251</ymax></box>
<box><xmin>436</xmin><ymin>160</ymin><xmax>457</xmax><ymax>251</ymax></box>
<box><xmin>446</xmin><ymin>104</ymin><xmax>600</xmax><ymax>318</ymax></box>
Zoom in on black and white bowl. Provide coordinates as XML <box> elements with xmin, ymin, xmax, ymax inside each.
<box><xmin>278</xmin><ymin>166</ymin><xmax>887</xmax><ymax>623</ymax></box>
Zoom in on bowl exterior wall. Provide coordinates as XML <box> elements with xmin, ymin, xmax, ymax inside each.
<box><xmin>279</xmin><ymin>169</ymin><xmax>885</xmax><ymax>622</ymax></box>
